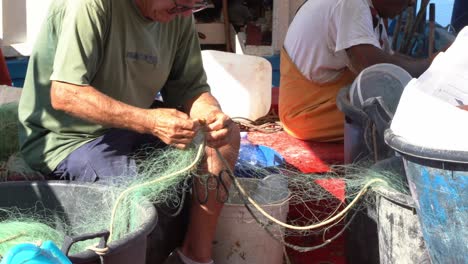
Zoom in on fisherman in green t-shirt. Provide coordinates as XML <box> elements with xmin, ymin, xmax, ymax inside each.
<box><xmin>18</xmin><ymin>0</ymin><xmax>240</xmax><ymax>263</ymax></box>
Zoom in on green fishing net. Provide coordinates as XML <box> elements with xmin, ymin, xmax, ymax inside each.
<box><xmin>0</xmin><ymin>141</ymin><xmax>203</xmax><ymax>257</ymax></box>
<box><xmin>0</xmin><ymin>128</ymin><xmax>410</xmax><ymax>258</ymax></box>
<box><xmin>0</xmin><ymin>102</ymin><xmax>19</xmax><ymax>162</ymax></box>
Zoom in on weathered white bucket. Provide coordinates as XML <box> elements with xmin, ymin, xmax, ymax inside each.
<box><xmin>368</xmin><ymin>157</ymin><xmax>428</xmax><ymax>264</ymax></box>
<box><xmin>213</xmin><ymin>175</ymin><xmax>289</xmax><ymax>264</ymax></box>
<box><xmin>201</xmin><ymin>50</ymin><xmax>272</xmax><ymax>121</ymax></box>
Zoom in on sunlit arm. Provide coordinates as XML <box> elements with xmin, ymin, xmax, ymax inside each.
<box><xmin>346</xmin><ymin>44</ymin><xmax>431</xmax><ymax>77</ymax></box>
<box><xmin>50</xmin><ymin>80</ymin><xmax>154</xmax><ymax>134</ymax></box>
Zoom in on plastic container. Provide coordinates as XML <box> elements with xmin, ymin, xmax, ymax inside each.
<box><xmin>349</xmin><ymin>63</ymin><xmax>411</xmax><ymax>114</ymax></box>
<box><xmin>146</xmin><ymin>190</ymin><xmax>191</xmax><ymax>264</ymax></box>
<box><xmin>336</xmin><ymin>86</ymin><xmax>370</xmax><ymax>164</ymax></box>
<box><xmin>367</xmin><ymin>157</ymin><xmax>428</xmax><ymax>264</ymax></box>
<box><xmin>213</xmin><ymin>177</ymin><xmax>289</xmax><ymax>264</ymax></box>
<box><xmin>1</xmin><ymin>241</ymin><xmax>72</xmax><ymax>264</ymax></box>
<box><xmin>0</xmin><ymin>181</ymin><xmax>157</xmax><ymax>264</ymax></box>
<box><xmin>337</xmin><ymin>64</ymin><xmax>411</xmax><ymax>164</ymax></box>
<box><xmin>201</xmin><ymin>50</ymin><xmax>272</xmax><ymax>121</ymax></box>
<box><xmin>385</xmin><ymin>129</ymin><xmax>468</xmax><ymax>264</ymax></box>
<box><xmin>6</xmin><ymin>57</ymin><xmax>29</xmax><ymax>88</ymax></box>
<box><xmin>263</xmin><ymin>54</ymin><xmax>280</xmax><ymax>87</ymax></box>
<box><xmin>370</xmin><ymin>186</ymin><xmax>429</xmax><ymax>264</ymax></box>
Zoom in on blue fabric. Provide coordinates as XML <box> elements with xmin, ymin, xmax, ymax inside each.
<box><xmin>0</xmin><ymin>241</ymin><xmax>71</xmax><ymax>264</ymax></box>
<box><xmin>50</xmin><ymin>129</ymin><xmax>165</xmax><ymax>183</ymax></box>
<box><xmin>235</xmin><ymin>142</ymin><xmax>284</xmax><ymax>178</ymax></box>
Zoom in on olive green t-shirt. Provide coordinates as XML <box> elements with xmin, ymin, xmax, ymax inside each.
<box><xmin>18</xmin><ymin>0</ymin><xmax>210</xmax><ymax>174</ymax></box>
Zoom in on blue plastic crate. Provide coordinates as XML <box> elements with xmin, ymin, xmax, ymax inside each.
<box><xmin>6</xmin><ymin>57</ymin><xmax>29</xmax><ymax>88</ymax></box>
<box><xmin>263</xmin><ymin>54</ymin><xmax>280</xmax><ymax>87</ymax></box>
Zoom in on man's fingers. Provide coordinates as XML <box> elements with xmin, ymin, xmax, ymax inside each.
<box><xmin>152</xmin><ymin>108</ymin><xmax>201</xmax><ymax>140</ymax></box>
<box><xmin>169</xmin><ymin>143</ymin><xmax>190</xmax><ymax>150</ymax></box>
<box><xmin>166</xmin><ymin>136</ymin><xmax>195</xmax><ymax>149</ymax></box>
<box><xmin>205</xmin><ymin>127</ymin><xmax>231</xmax><ymax>147</ymax></box>
<box><xmin>180</xmin><ymin>118</ymin><xmax>201</xmax><ymax>131</ymax></box>
<box><xmin>206</xmin><ymin>116</ymin><xmax>233</xmax><ymax>131</ymax></box>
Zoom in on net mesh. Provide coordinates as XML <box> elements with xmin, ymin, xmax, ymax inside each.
<box><xmin>0</xmin><ymin>101</ymin><xmax>410</xmax><ymax>258</ymax></box>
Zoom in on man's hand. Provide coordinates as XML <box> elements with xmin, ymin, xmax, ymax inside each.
<box><xmin>185</xmin><ymin>92</ymin><xmax>237</xmax><ymax>149</ymax></box>
<box><xmin>201</xmin><ymin>108</ymin><xmax>235</xmax><ymax>148</ymax></box>
<box><xmin>148</xmin><ymin>108</ymin><xmax>201</xmax><ymax>149</ymax></box>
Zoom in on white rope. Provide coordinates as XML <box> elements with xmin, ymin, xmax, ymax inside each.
<box><xmin>214</xmin><ymin>148</ymin><xmax>386</xmax><ymax>231</ymax></box>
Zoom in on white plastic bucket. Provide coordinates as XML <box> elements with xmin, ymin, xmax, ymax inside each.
<box><xmin>201</xmin><ymin>50</ymin><xmax>272</xmax><ymax>121</ymax></box>
<box><xmin>349</xmin><ymin>63</ymin><xmax>412</xmax><ymax>114</ymax></box>
<box><xmin>213</xmin><ymin>176</ymin><xmax>289</xmax><ymax>264</ymax></box>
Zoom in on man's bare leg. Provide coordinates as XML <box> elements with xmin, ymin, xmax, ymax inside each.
<box><xmin>181</xmin><ymin>125</ymin><xmax>240</xmax><ymax>262</ymax></box>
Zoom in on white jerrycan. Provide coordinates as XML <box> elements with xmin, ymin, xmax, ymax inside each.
<box><xmin>201</xmin><ymin>50</ymin><xmax>272</xmax><ymax>121</ymax></box>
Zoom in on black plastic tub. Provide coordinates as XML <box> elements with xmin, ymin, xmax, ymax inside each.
<box><xmin>0</xmin><ymin>181</ymin><xmax>157</xmax><ymax>264</ymax></box>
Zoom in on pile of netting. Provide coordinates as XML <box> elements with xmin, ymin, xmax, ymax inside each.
<box><xmin>0</xmin><ymin>103</ymin><xmax>19</xmax><ymax>162</ymax></box>
<box><xmin>0</xmin><ymin>102</ymin><xmax>19</xmax><ymax>162</ymax></box>
<box><xmin>0</xmin><ymin>129</ymin><xmax>410</xmax><ymax>259</ymax></box>
<box><xmin>0</xmin><ymin>136</ymin><xmax>204</xmax><ymax>257</ymax></box>
<box><xmin>229</xmin><ymin>160</ymin><xmax>409</xmax><ymax>252</ymax></box>
<box><xmin>0</xmin><ymin>102</ymin><xmax>43</xmax><ymax>181</ymax></box>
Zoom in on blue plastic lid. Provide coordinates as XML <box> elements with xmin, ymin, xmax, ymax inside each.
<box><xmin>1</xmin><ymin>241</ymin><xmax>72</xmax><ymax>264</ymax></box>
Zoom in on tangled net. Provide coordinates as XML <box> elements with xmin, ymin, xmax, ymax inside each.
<box><xmin>0</xmin><ymin>101</ymin><xmax>410</xmax><ymax>259</ymax></box>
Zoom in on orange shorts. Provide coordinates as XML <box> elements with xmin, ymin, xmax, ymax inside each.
<box><xmin>279</xmin><ymin>48</ymin><xmax>355</xmax><ymax>142</ymax></box>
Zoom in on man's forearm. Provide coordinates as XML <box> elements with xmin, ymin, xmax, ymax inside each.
<box><xmin>347</xmin><ymin>44</ymin><xmax>431</xmax><ymax>77</ymax></box>
<box><xmin>50</xmin><ymin>81</ymin><xmax>152</xmax><ymax>134</ymax></box>
<box><xmin>388</xmin><ymin>53</ymin><xmax>431</xmax><ymax>77</ymax></box>
<box><xmin>185</xmin><ymin>92</ymin><xmax>222</xmax><ymax>120</ymax></box>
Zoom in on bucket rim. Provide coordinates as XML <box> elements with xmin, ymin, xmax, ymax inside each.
<box><xmin>0</xmin><ymin>181</ymin><xmax>158</xmax><ymax>262</ymax></box>
<box><xmin>336</xmin><ymin>86</ymin><xmax>369</xmax><ymax>125</ymax></box>
<box><xmin>384</xmin><ymin>129</ymin><xmax>468</xmax><ymax>164</ymax></box>
<box><xmin>372</xmin><ymin>186</ymin><xmax>416</xmax><ymax>208</ymax></box>
<box><xmin>349</xmin><ymin>63</ymin><xmax>412</xmax><ymax>107</ymax></box>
